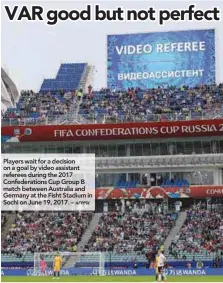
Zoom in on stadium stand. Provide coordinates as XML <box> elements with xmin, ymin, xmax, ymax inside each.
<box><xmin>2</xmin><ymin>84</ymin><xmax>223</xmax><ymax>126</ymax></box>
<box><xmin>1</xmin><ymin>63</ymin><xmax>97</xmax><ymax>126</ymax></box>
<box><xmin>2</xmin><ymin>89</ymin><xmax>80</xmax><ymax>125</ymax></box>
<box><xmin>84</xmin><ymin>211</ymin><xmax>177</xmax><ymax>253</ymax></box>
<box><xmin>1</xmin><ymin>212</ymin><xmax>93</xmax><ymax>257</ymax></box>
<box><xmin>79</xmin><ymin>84</ymin><xmax>223</xmax><ymax>123</ymax></box>
<box><xmin>1</xmin><ymin>205</ymin><xmax>222</xmax><ymax>267</ymax></box>
<box><xmin>1</xmin><ymin>209</ymin><xmax>177</xmax><ymax>265</ymax></box>
<box><xmin>40</xmin><ymin>63</ymin><xmax>86</xmax><ymax>92</ymax></box>
<box><xmin>168</xmin><ymin>208</ymin><xmax>223</xmax><ymax>260</ymax></box>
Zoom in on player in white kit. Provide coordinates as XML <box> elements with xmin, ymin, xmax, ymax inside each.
<box><xmin>157</xmin><ymin>250</ymin><xmax>167</xmax><ymax>282</ymax></box>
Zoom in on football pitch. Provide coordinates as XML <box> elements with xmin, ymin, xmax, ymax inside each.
<box><xmin>2</xmin><ymin>276</ymin><xmax>223</xmax><ymax>282</ymax></box>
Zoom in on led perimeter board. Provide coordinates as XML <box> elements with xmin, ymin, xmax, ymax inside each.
<box><xmin>107</xmin><ymin>29</ymin><xmax>215</xmax><ymax>89</ymax></box>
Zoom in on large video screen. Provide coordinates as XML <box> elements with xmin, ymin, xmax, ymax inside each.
<box><xmin>107</xmin><ymin>29</ymin><xmax>215</xmax><ymax>89</ymax></box>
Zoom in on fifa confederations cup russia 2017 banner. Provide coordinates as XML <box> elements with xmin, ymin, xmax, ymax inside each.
<box><xmin>1</xmin><ymin>119</ymin><xmax>223</xmax><ymax>142</ymax></box>
<box><xmin>107</xmin><ymin>29</ymin><xmax>215</xmax><ymax>89</ymax></box>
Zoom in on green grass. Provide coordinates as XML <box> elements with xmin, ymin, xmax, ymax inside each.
<box><xmin>2</xmin><ymin>276</ymin><xmax>223</xmax><ymax>282</ymax></box>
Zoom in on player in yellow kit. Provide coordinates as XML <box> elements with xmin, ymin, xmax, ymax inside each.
<box><xmin>53</xmin><ymin>253</ymin><xmax>62</xmax><ymax>280</ymax></box>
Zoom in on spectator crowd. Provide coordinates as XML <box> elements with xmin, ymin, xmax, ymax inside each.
<box><xmin>84</xmin><ymin>211</ymin><xmax>177</xmax><ymax>254</ymax></box>
<box><xmin>2</xmin><ymin>89</ymin><xmax>80</xmax><ymax>125</ymax></box>
<box><xmin>2</xmin><ymin>84</ymin><xmax>223</xmax><ymax>125</ymax></box>
<box><xmin>169</xmin><ymin>209</ymin><xmax>223</xmax><ymax>258</ymax></box>
<box><xmin>1</xmin><ymin>207</ymin><xmax>223</xmax><ymax>264</ymax></box>
<box><xmin>1</xmin><ymin>212</ymin><xmax>93</xmax><ymax>255</ymax></box>
<box><xmin>80</xmin><ymin>84</ymin><xmax>223</xmax><ymax>123</ymax></box>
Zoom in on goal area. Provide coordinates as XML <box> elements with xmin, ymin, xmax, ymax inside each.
<box><xmin>33</xmin><ymin>252</ymin><xmax>105</xmax><ymax>276</ymax></box>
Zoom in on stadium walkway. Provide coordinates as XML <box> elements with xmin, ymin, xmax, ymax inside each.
<box><xmin>164</xmin><ymin>211</ymin><xmax>187</xmax><ymax>252</ymax></box>
<box><xmin>1</xmin><ymin>212</ymin><xmax>16</xmax><ymax>244</ymax></box>
<box><xmin>77</xmin><ymin>213</ymin><xmax>102</xmax><ymax>252</ymax></box>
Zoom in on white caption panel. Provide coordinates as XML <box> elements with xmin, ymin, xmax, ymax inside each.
<box><xmin>1</xmin><ymin>154</ymin><xmax>95</xmax><ymax>211</ymax></box>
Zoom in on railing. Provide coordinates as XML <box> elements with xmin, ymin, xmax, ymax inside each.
<box><xmin>2</xmin><ymin>108</ymin><xmax>223</xmax><ymax>126</ymax></box>
<box><xmin>2</xmin><ymin>250</ymin><xmax>221</xmax><ymax>264</ymax></box>
<box><xmin>95</xmin><ymin>154</ymin><xmax>223</xmax><ymax>171</ymax></box>
<box><xmin>2</xmin><ymin>116</ymin><xmax>67</xmax><ymax>126</ymax></box>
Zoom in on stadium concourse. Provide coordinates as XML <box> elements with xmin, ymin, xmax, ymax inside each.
<box><xmin>1</xmin><ymin>63</ymin><xmax>223</xmax><ymax>281</ymax></box>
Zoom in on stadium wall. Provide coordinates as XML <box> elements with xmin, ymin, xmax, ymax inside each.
<box><xmin>2</xmin><ymin>267</ymin><xmax>223</xmax><ymax>277</ymax></box>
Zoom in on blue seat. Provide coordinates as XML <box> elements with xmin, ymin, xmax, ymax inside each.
<box><xmin>40</xmin><ymin>63</ymin><xmax>87</xmax><ymax>92</ymax></box>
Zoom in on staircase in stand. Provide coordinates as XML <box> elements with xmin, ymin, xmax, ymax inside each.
<box><xmin>63</xmin><ymin>213</ymin><xmax>102</xmax><ymax>268</ymax></box>
<box><xmin>164</xmin><ymin>211</ymin><xmax>187</xmax><ymax>252</ymax></box>
<box><xmin>1</xmin><ymin>213</ymin><xmax>16</xmax><ymax>244</ymax></box>
<box><xmin>77</xmin><ymin>213</ymin><xmax>102</xmax><ymax>252</ymax></box>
